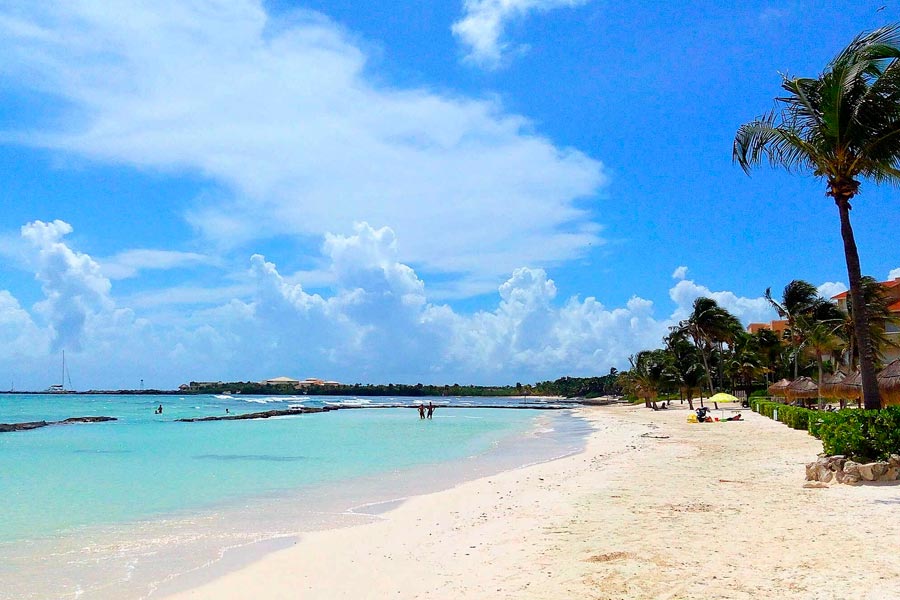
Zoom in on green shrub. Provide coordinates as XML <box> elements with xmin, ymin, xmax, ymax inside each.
<box><xmin>749</xmin><ymin>389</ymin><xmax>769</xmax><ymax>400</ymax></box>
<box><xmin>752</xmin><ymin>400</ymin><xmax>814</xmax><ymax>431</ymax></box>
<box><xmin>815</xmin><ymin>407</ymin><xmax>900</xmax><ymax>461</ymax></box>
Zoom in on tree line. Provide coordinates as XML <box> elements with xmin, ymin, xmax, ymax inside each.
<box><xmin>618</xmin><ymin>278</ymin><xmax>899</xmax><ymax>410</ymax></box>
<box><xmin>182</xmin><ymin>373</ymin><xmax>622</xmax><ymax>399</ymax></box>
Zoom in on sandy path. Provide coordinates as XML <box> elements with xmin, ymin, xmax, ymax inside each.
<box><xmin>162</xmin><ymin>404</ymin><xmax>900</xmax><ymax>600</ymax></box>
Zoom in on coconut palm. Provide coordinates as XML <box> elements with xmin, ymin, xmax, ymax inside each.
<box><xmin>751</xmin><ymin>327</ymin><xmax>786</xmax><ymax>384</ymax></box>
<box><xmin>628</xmin><ymin>349</ymin><xmax>668</xmax><ymax>409</ymax></box>
<box><xmin>765</xmin><ymin>280</ymin><xmax>816</xmax><ymax>376</ymax></box>
<box><xmin>663</xmin><ymin>329</ymin><xmax>706</xmax><ymax>410</ymax></box>
<box><xmin>678</xmin><ymin>297</ymin><xmax>742</xmax><ymax>394</ymax></box>
<box><xmin>797</xmin><ymin>314</ymin><xmax>843</xmax><ymax>409</ymax></box>
<box><xmin>735</xmin><ymin>25</ymin><xmax>900</xmax><ymax>409</ymax></box>
<box><xmin>836</xmin><ymin>276</ymin><xmax>900</xmax><ymax>369</ymax></box>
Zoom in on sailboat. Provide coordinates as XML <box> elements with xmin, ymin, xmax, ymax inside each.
<box><xmin>46</xmin><ymin>351</ymin><xmax>72</xmax><ymax>393</ymax></box>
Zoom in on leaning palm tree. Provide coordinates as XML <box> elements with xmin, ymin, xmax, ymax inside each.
<box><xmin>836</xmin><ymin>275</ymin><xmax>900</xmax><ymax>369</ymax></box>
<box><xmin>735</xmin><ymin>25</ymin><xmax>900</xmax><ymax>410</ymax></box>
<box><xmin>765</xmin><ymin>280</ymin><xmax>821</xmax><ymax>378</ymax></box>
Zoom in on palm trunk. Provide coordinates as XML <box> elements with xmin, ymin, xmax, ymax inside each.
<box><xmin>698</xmin><ymin>346</ymin><xmax>714</xmax><ymax>394</ymax></box>
<box><xmin>835</xmin><ymin>195</ymin><xmax>881</xmax><ymax>410</ymax></box>
<box><xmin>816</xmin><ymin>351</ymin><xmax>824</xmax><ymax>410</ymax></box>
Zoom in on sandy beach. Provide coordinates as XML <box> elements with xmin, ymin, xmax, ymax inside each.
<box><xmin>161</xmin><ymin>404</ymin><xmax>900</xmax><ymax>600</ymax></box>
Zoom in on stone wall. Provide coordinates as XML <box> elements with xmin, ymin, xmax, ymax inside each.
<box><xmin>806</xmin><ymin>454</ymin><xmax>900</xmax><ymax>484</ymax></box>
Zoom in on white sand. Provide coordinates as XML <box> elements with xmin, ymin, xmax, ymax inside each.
<box><xmin>162</xmin><ymin>404</ymin><xmax>900</xmax><ymax>600</ymax></box>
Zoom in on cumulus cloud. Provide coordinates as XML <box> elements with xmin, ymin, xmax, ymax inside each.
<box><xmin>0</xmin><ymin>221</ymin><xmax>806</xmax><ymax>389</ymax></box>
<box><xmin>21</xmin><ymin>220</ymin><xmax>113</xmax><ymax>351</ymax></box>
<box><xmin>817</xmin><ymin>281</ymin><xmax>848</xmax><ymax>300</ymax></box>
<box><xmin>452</xmin><ymin>0</ymin><xmax>590</xmax><ymax>68</ymax></box>
<box><xmin>0</xmin><ymin>1</ymin><xmax>606</xmax><ymax>298</ymax></box>
<box><xmin>889</xmin><ymin>267</ymin><xmax>900</xmax><ymax>280</ymax></box>
<box><xmin>668</xmin><ymin>277</ymin><xmax>776</xmax><ymax>324</ymax></box>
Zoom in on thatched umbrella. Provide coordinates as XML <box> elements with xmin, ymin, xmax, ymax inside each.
<box><xmin>768</xmin><ymin>378</ymin><xmax>791</xmax><ymax>398</ymax></box>
<box><xmin>835</xmin><ymin>370</ymin><xmax>862</xmax><ymax>407</ymax></box>
<box><xmin>819</xmin><ymin>371</ymin><xmax>847</xmax><ymax>399</ymax></box>
<box><xmin>786</xmin><ymin>376</ymin><xmax>819</xmax><ymax>405</ymax></box>
<box><xmin>878</xmin><ymin>360</ymin><xmax>900</xmax><ymax>407</ymax></box>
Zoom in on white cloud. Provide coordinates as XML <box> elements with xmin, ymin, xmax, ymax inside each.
<box><xmin>0</xmin><ymin>1</ymin><xmax>606</xmax><ymax>297</ymax></box>
<box><xmin>1</xmin><ymin>223</ymin><xmax>791</xmax><ymax>389</ymax></box>
<box><xmin>20</xmin><ymin>220</ymin><xmax>113</xmax><ymax>351</ymax></box>
<box><xmin>452</xmin><ymin>0</ymin><xmax>590</xmax><ymax>68</ymax></box>
<box><xmin>100</xmin><ymin>249</ymin><xmax>217</xmax><ymax>280</ymax></box>
<box><xmin>817</xmin><ymin>281</ymin><xmax>848</xmax><ymax>300</ymax></box>
<box><xmin>889</xmin><ymin>267</ymin><xmax>900</xmax><ymax>280</ymax></box>
<box><xmin>672</xmin><ymin>266</ymin><xmax>688</xmax><ymax>280</ymax></box>
<box><xmin>668</xmin><ymin>277</ymin><xmax>775</xmax><ymax>324</ymax></box>
<box><xmin>0</xmin><ymin>291</ymin><xmax>48</xmax><ymax>357</ymax></box>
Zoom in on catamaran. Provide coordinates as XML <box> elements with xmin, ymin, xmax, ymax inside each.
<box><xmin>46</xmin><ymin>351</ymin><xmax>72</xmax><ymax>393</ymax></box>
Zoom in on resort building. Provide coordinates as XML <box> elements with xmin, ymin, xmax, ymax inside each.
<box><xmin>832</xmin><ymin>277</ymin><xmax>900</xmax><ymax>363</ymax></box>
<box><xmin>296</xmin><ymin>378</ymin><xmax>341</xmax><ymax>387</ymax></box>
<box><xmin>262</xmin><ymin>376</ymin><xmax>301</xmax><ymax>386</ymax></box>
<box><xmin>747</xmin><ymin>319</ymin><xmax>789</xmax><ymax>337</ymax></box>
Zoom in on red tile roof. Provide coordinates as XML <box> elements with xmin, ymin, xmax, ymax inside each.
<box><xmin>831</xmin><ymin>279</ymin><xmax>900</xmax><ymax>301</ymax></box>
<box><xmin>889</xmin><ymin>300</ymin><xmax>900</xmax><ymax>313</ymax></box>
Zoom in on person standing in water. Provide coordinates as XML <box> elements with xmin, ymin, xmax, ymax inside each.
<box><xmin>426</xmin><ymin>402</ymin><xmax>435</xmax><ymax>419</ymax></box>
<box><xmin>418</xmin><ymin>403</ymin><xmax>425</xmax><ymax>419</ymax></box>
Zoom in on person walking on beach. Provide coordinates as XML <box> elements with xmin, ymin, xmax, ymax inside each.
<box><xmin>418</xmin><ymin>403</ymin><xmax>425</xmax><ymax>419</ymax></box>
<box><xmin>426</xmin><ymin>402</ymin><xmax>435</xmax><ymax>419</ymax></box>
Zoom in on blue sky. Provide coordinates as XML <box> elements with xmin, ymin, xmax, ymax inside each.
<box><xmin>0</xmin><ymin>0</ymin><xmax>898</xmax><ymax>389</ymax></box>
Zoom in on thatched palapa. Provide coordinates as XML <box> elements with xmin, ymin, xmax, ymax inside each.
<box><xmin>785</xmin><ymin>376</ymin><xmax>819</xmax><ymax>402</ymax></box>
<box><xmin>835</xmin><ymin>370</ymin><xmax>862</xmax><ymax>401</ymax></box>
<box><xmin>819</xmin><ymin>371</ymin><xmax>847</xmax><ymax>399</ymax></box>
<box><xmin>768</xmin><ymin>378</ymin><xmax>791</xmax><ymax>397</ymax></box>
<box><xmin>878</xmin><ymin>360</ymin><xmax>900</xmax><ymax>407</ymax></box>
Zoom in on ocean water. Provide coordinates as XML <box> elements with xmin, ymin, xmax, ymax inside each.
<box><xmin>0</xmin><ymin>394</ymin><xmax>588</xmax><ymax>599</ymax></box>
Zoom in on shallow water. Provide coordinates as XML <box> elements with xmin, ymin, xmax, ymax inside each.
<box><xmin>0</xmin><ymin>394</ymin><xmax>589</xmax><ymax>600</ymax></box>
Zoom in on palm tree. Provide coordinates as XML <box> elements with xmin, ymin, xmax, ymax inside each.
<box><xmin>735</xmin><ymin>25</ymin><xmax>900</xmax><ymax>409</ymax></box>
<box><xmin>836</xmin><ymin>276</ymin><xmax>900</xmax><ymax>369</ymax></box>
<box><xmin>797</xmin><ymin>314</ymin><xmax>843</xmax><ymax>409</ymax></box>
<box><xmin>765</xmin><ymin>280</ymin><xmax>820</xmax><ymax>377</ymax></box>
<box><xmin>751</xmin><ymin>327</ymin><xmax>786</xmax><ymax>385</ymax></box>
<box><xmin>663</xmin><ymin>329</ymin><xmax>706</xmax><ymax>410</ymax></box>
<box><xmin>678</xmin><ymin>297</ymin><xmax>742</xmax><ymax>394</ymax></box>
<box><xmin>628</xmin><ymin>350</ymin><xmax>667</xmax><ymax>409</ymax></box>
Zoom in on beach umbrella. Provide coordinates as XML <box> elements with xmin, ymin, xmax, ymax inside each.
<box><xmin>785</xmin><ymin>377</ymin><xmax>819</xmax><ymax>403</ymax></box>
<box><xmin>708</xmin><ymin>392</ymin><xmax>739</xmax><ymax>404</ymax></box>
<box><xmin>835</xmin><ymin>370</ymin><xmax>862</xmax><ymax>402</ymax></box>
<box><xmin>819</xmin><ymin>371</ymin><xmax>847</xmax><ymax>399</ymax></box>
<box><xmin>768</xmin><ymin>378</ymin><xmax>791</xmax><ymax>398</ymax></box>
<box><xmin>878</xmin><ymin>360</ymin><xmax>900</xmax><ymax>407</ymax></box>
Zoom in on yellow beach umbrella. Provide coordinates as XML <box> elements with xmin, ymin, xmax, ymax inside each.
<box><xmin>708</xmin><ymin>392</ymin><xmax>739</xmax><ymax>404</ymax></box>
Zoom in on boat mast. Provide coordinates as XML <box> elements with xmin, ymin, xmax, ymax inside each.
<box><xmin>61</xmin><ymin>350</ymin><xmax>66</xmax><ymax>392</ymax></box>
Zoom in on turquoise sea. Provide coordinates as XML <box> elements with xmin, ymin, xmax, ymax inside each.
<box><xmin>0</xmin><ymin>393</ymin><xmax>587</xmax><ymax>599</ymax></box>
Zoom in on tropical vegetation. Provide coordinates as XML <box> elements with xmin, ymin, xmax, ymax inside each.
<box><xmin>734</xmin><ymin>24</ymin><xmax>900</xmax><ymax>410</ymax></box>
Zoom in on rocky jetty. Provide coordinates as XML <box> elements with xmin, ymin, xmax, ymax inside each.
<box><xmin>0</xmin><ymin>416</ymin><xmax>117</xmax><ymax>433</ymax></box>
<box><xmin>175</xmin><ymin>406</ymin><xmax>336</xmax><ymax>422</ymax></box>
<box><xmin>806</xmin><ymin>454</ymin><xmax>900</xmax><ymax>484</ymax></box>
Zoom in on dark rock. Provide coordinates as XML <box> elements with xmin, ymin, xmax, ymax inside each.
<box><xmin>0</xmin><ymin>416</ymin><xmax>116</xmax><ymax>433</ymax></box>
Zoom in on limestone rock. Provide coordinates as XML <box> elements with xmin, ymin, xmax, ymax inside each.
<box><xmin>857</xmin><ymin>462</ymin><xmax>887</xmax><ymax>482</ymax></box>
<box><xmin>879</xmin><ymin>466</ymin><xmax>900</xmax><ymax>482</ymax></box>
